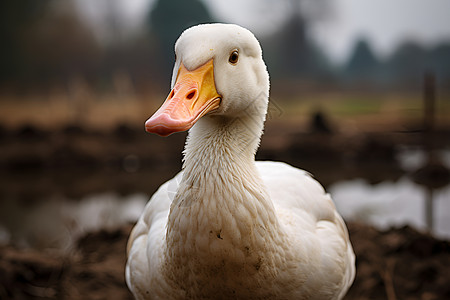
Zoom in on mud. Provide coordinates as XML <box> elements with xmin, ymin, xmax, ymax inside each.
<box><xmin>1</xmin><ymin>223</ymin><xmax>449</xmax><ymax>299</ymax></box>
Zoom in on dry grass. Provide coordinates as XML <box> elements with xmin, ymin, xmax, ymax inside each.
<box><xmin>275</xmin><ymin>90</ymin><xmax>450</xmax><ymax>133</ymax></box>
<box><xmin>0</xmin><ymin>89</ymin><xmax>449</xmax><ymax>132</ymax></box>
<box><xmin>0</xmin><ymin>91</ymin><xmax>163</xmax><ymax>130</ymax></box>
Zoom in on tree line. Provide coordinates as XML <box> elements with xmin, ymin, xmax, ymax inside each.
<box><xmin>1</xmin><ymin>0</ymin><xmax>449</xmax><ymax>93</ymax></box>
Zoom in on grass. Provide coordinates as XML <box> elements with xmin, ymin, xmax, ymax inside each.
<box><xmin>0</xmin><ymin>89</ymin><xmax>448</xmax><ymax>132</ymax></box>
<box><xmin>0</xmin><ymin>91</ymin><xmax>164</xmax><ymax>130</ymax></box>
<box><xmin>276</xmin><ymin>90</ymin><xmax>449</xmax><ymax>132</ymax></box>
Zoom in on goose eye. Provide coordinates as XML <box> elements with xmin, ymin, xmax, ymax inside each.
<box><xmin>228</xmin><ymin>50</ymin><xmax>239</xmax><ymax>64</ymax></box>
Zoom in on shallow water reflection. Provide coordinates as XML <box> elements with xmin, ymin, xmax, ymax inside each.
<box><xmin>0</xmin><ymin>193</ymin><xmax>147</xmax><ymax>252</ymax></box>
<box><xmin>2</xmin><ymin>177</ymin><xmax>449</xmax><ymax>253</ymax></box>
<box><xmin>330</xmin><ymin>178</ymin><xmax>450</xmax><ymax>239</ymax></box>
<box><xmin>1</xmin><ymin>147</ymin><xmax>449</xmax><ymax>252</ymax></box>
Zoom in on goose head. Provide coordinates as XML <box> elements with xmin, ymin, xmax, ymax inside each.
<box><xmin>145</xmin><ymin>23</ymin><xmax>270</xmax><ymax>137</ymax></box>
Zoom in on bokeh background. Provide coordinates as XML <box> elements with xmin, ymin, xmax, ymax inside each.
<box><xmin>1</xmin><ymin>0</ymin><xmax>450</xmax><ymax>299</ymax></box>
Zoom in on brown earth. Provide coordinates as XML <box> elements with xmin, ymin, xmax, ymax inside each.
<box><xmin>1</xmin><ymin>121</ymin><xmax>449</xmax><ymax>201</ymax></box>
<box><xmin>1</xmin><ymin>119</ymin><xmax>449</xmax><ymax>299</ymax></box>
<box><xmin>1</xmin><ymin>222</ymin><xmax>449</xmax><ymax>300</ymax></box>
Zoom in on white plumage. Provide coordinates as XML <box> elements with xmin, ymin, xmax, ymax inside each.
<box><xmin>126</xmin><ymin>23</ymin><xmax>355</xmax><ymax>300</ymax></box>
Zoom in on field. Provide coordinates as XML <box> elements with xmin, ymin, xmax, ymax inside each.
<box><xmin>0</xmin><ymin>89</ymin><xmax>449</xmax><ymax>299</ymax></box>
<box><xmin>1</xmin><ymin>89</ymin><xmax>449</xmax><ymax>131</ymax></box>
<box><xmin>1</xmin><ymin>222</ymin><xmax>450</xmax><ymax>299</ymax></box>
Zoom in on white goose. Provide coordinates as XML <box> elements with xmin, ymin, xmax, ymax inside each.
<box><xmin>126</xmin><ymin>23</ymin><xmax>355</xmax><ymax>300</ymax></box>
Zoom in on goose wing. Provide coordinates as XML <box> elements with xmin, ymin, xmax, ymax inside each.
<box><xmin>126</xmin><ymin>171</ymin><xmax>183</xmax><ymax>298</ymax></box>
<box><xmin>256</xmin><ymin>161</ymin><xmax>355</xmax><ymax>298</ymax></box>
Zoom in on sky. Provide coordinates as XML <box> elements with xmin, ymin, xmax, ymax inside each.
<box><xmin>313</xmin><ymin>0</ymin><xmax>450</xmax><ymax>62</ymax></box>
<box><xmin>74</xmin><ymin>0</ymin><xmax>450</xmax><ymax>63</ymax></box>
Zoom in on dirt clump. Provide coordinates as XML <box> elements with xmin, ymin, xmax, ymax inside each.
<box><xmin>1</xmin><ymin>223</ymin><xmax>449</xmax><ymax>299</ymax></box>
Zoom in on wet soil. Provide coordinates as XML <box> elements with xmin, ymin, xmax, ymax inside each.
<box><xmin>1</xmin><ymin>121</ymin><xmax>449</xmax><ymax>299</ymax></box>
<box><xmin>1</xmin><ymin>223</ymin><xmax>449</xmax><ymax>299</ymax></box>
<box><xmin>1</xmin><ymin>121</ymin><xmax>449</xmax><ymax>202</ymax></box>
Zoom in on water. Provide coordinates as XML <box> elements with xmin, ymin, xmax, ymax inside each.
<box><xmin>1</xmin><ymin>149</ymin><xmax>449</xmax><ymax>252</ymax></box>
<box><xmin>330</xmin><ymin>177</ymin><xmax>450</xmax><ymax>239</ymax></box>
<box><xmin>0</xmin><ymin>193</ymin><xmax>147</xmax><ymax>252</ymax></box>
<box><xmin>331</xmin><ymin>147</ymin><xmax>450</xmax><ymax>239</ymax></box>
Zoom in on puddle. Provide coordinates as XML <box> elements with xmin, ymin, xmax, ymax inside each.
<box><xmin>329</xmin><ymin>177</ymin><xmax>450</xmax><ymax>239</ymax></box>
<box><xmin>1</xmin><ymin>148</ymin><xmax>449</xmax><ymax>251</ymax></box>
<box><xmin>0</xmin><ymin>193</ymin><xmax>147</xmax><ymax>252</ymax></box>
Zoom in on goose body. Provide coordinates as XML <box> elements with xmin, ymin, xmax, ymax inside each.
<box><xmin>126</xmin><ymin>23</ymin><xmax>355</xmax><ymax>300</ymax></box>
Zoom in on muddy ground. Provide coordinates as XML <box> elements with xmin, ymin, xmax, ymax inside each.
<box><xmin>0</xmin><ymin>121</ymin><xmax>449</xmax><ymax>299</ymax></box>
<box><xmin>1</xmin><ymin>222</ymin><xmax>449</xmax><ymax>300</ymax></box>
<box><xmin>1</xmin><ymin>119</ymin><xmax>449</xmax><ymax>200</ymax></box>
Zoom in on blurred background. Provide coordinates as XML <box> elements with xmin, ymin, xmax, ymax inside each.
<box><xmin>0</xmin><ymin>0</ymin><xmax>450</xmax><ymax>298</ymax></box>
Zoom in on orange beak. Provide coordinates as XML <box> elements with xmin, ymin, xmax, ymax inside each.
<box><xmin>145</xmin><ymin>59</ymin><xmax>221</xmax><ymax>136</ymax></box>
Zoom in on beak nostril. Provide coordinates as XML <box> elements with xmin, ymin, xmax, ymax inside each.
<box><xmin>168</xmin><ymin>90</ymin><xmax>175</xmax><ymax>99</ymax></box>
<box><xmin>187</xmin><ymin>91</ymin><xmax>196</xmax><ymax>100</ymax></box>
